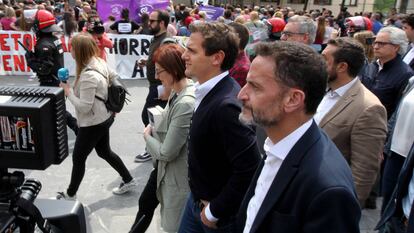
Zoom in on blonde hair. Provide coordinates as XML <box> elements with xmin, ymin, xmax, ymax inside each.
<box><xmin>234</xmin><ymin>15</ymin><xmax>246</xmax><ymax>24</ymax></box>
<box><xmin>250</xmin><ymin>11</ymin><xmax>259</xmax><ymax>22</ymax></box>
<box><xmin>198</xmin><ymin>11</ymin><xmax>206</xmax><ymax>19</ymax></box>
<box><xmin>274</xmin><ymin>11</ymin><xmax>283</xmax><ymax>18</ymax></box>
<box><xmin>70</xmin><ymin>33</ymin><xmax>100</xmax><ymax>86</ymax></box>
<box><xmin>353</xmin><ymin>30</ymin><xmax>375</xmax><ymax>62</ymax></box>
<box><xmin>5</xmin><ymin>7</ymin><xmax>16</xmax><ymax>18</ymax></box>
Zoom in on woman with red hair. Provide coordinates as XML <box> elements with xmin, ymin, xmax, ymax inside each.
<box><xmin>130</xmin><ymin>43</ymin><xmax>195</xmax><ymax>233</ymax></box>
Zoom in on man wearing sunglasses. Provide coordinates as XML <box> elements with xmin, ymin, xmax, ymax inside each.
<box><xmin>135</xmin><ymin>10</ymin><xmax>171</xmax><ymax>163</ymax></box>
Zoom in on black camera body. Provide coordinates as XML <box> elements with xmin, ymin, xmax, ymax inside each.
<box><xmin>0</xmin><ymin>86</ymin><xmax>86</xmax><ymax>233</ymax></box>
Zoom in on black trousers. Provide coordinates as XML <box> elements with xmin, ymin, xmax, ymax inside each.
<box><xmin>130</xmin><ymin>168</ymin><xmax>159</xmax><ymax>233</ymax></box>
<box><xmin>67</xmin><ymin>116</ymin><xmax>133</xmax><ymax>196</ymax></box>
<box><xmin>381</xmin><ymin>152</ymin><xmax>406</xmax><ymax>213</ymax></box>
<box><xmin>141</xmin><ymin>85</ymin><xmax>167</xmax><ymax>126</ymax></box>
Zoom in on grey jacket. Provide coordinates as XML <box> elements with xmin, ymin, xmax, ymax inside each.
<box><xmin>145</xmin><ymin>79</ymin><xmax>195</xmax><ymax>232</ymax></box>
<box><xmin>67</xmin><ymin>57</ymin><xmax>114</xmax><ymax>127</ymax></box>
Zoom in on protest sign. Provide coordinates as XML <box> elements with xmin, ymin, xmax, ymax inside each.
<box><xmin>130</xmin><ymin>0</ymin><xmax>169</xmax><ymax>23</ymax></box>
<box><xmin>0</xmin><ymin>31</ymin><xmax>188</xmax><ymax>80</ymax></box>
<box><xmin>198</xmin><ymin>5</ymin><xmax>224</xmax><ymax>21</ymax></box>
<box><xmin>97</xmin><ymin>0</ymin><xmax>131</xmax><ymax>21</ymax></box>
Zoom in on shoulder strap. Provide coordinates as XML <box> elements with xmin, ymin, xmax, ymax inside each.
<box><xmin>85</xmin><ymin>67</ymin><xmax>107</xmax><ymax>102</ymax></box>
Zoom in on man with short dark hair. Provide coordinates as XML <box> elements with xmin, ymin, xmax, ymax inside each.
<box><xmin>178</xmin><ymin>22</ymin><xmax>260</xmax><ymax>232</ymax></box>
<box><xmin>236</xmin><ymin>41</ymin><xmax>361</xmax><ymax>233</ymax></box>
<box><xmin>229</xmin><ymin>22</ymin><xmax>250</xmax><ymax>87</ymax></box>
<box><xmin>402</xmin><ymin>13</ymin><xmax>414</xmax><ymax>70</ymax></box>
<box><xmin>109</xmin><ymin>8</ymin><xmax>140</xmax><ymax>34</ymax></box>
<box><xmin>135</xmin><ymin>10</ymin><xmax>170</xmax><ymax>163</ymax></box>
<box><xmin>315</xmin><ymin>38</ymin><xmax>387</xmax><ymax>207</ymax></box>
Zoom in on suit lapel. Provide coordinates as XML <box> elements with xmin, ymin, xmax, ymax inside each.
<box><xmin>249</xmin><ymin>122</ymin><xmax>321</xmax><ymax>233</ymax></box>
<box><xmin>319</xmin><ymin>80</ymin><xmax>360</xmax><ymax>128</ymax></box>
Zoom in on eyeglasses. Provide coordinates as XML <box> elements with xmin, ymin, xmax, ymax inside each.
<box><xmin>156</xmin><ymin>69</ymin><xmax>166</xmax><ymax>76</ymax></box>
<box><xmin>281</xmin><ymin>31</ymin><xmax>306</xmax><ymax>37</ymax></box>
<box><xmin>149</xmin><ymin>19</ymin><xmax>160</xmax><ymax>24</ymax></box>
<box><xmin>373</xmin><ymin>41</ymin><xmax>395</xmax><ymax>47</ymax></box>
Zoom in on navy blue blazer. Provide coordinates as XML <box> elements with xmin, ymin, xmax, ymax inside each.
<box><xmin>377</xmin><ymin>143</ymin><xmax>414</xmax><ymax>232</ymax></box>
<box><xmin>188</xmin><ymin>75</ymin><xmax>261</xmax><ymax>222</ymax></box>
<box><xmin>236</xmin><ymin>121</ymin><xmax>361</xmax><ymax>233</ymax></box>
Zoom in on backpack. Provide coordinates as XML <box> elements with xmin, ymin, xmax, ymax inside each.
<box><xmin>86</xmin><ymin>68</ymin><xmax>130</xmax><ymax>113</ymax></box>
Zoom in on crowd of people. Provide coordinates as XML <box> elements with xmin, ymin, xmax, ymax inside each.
<box><xmin>2</xmin><ymin>0</ymin><xmax>414</xmax><ymax>232</ymax></box>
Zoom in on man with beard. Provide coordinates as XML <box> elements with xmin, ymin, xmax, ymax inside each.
<box><xmin>236</xmin><ymin>41</ymin><xmax>361</xmax><ymax>233</ymax></box>
<box><xmin>314</xmin><ymin>37</ymin><xmax>387</xmax><ymax>208</ymax></box>
<box><xmin>135</xmin><ymin>10</ymin><xmax>170</xmax><ymax>163</ymax></box>
<box><xmin>128</xmin><ymin>10</ymin><xmax>170</xmax><ymax>233</ymax></box>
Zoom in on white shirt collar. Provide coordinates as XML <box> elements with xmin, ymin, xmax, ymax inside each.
<box><xmin>330</xmin><ymin>78</ymin><xmax>358</xmax><ymax>97</ymax></box>
<box><xmin>264</xmin><ymin>119</ymin><xmax>313</xmax><ymax>161</ymax></box>
<box><xmin>194</xmin><ymin>71</ymin><xmax>229</xmax><ymax>110</ymax></box>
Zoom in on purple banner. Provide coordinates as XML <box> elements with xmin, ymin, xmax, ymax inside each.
<box><xmin>97</xmin><ymin>0</ymin><xmax>131</xmax><ymax>22</ymax></box>
<box><xmin>130</xmin><ymin>0</ymin><xmax>170</xmax><ymax>23</ymax></box>
<box><xmin>198</xmin><ymin>5</ymin><xmax>224</xmax><ymax>21</ymax></box>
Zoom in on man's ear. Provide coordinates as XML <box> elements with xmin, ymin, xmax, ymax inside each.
<box><xmin>284</xmin><ymin>88</ymin><xmax>306</xmax><ymax>114</ymax></box>
<box><xmin>336</xmin><ymin>62</ymin><xmax>348</xmax><ymax>74</ymax></box>
<box><xmin>211</xmin><ymin>50</ymin><xmax>225</xmax><ymax>68</ymax></box>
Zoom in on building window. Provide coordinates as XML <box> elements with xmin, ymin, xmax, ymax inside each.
<box><xmin>314</xmin><ymin>0</ymin><xmax>331</xmax><ymax>5</ymax></box>
<box><xmin>286</xmin><ymin>0</ymin><xmax>305</xmax><ymax>3</ymax></box>
<box><xmin>344</xmin><ymin>0</ymin><xmax>357</xmax><ymax>6</ymax></box>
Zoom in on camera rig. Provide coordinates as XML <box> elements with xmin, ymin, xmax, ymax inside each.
<box><xmin>0</xmin><ymin>86</ymin><xmax>86</xmax><ymax>233</ymax></box>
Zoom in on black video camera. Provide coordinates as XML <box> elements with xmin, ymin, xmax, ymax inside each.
<box><xmin>0</xmin><ymin>86</ymin><xmax>86</xmax><ymax>233</ymax></box>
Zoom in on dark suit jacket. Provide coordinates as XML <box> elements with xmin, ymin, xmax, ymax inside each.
<box><xmin>377</xmin><ymin>144</ymin><xmax>414</xmax><ymax>232</ymax></box>
<box><xmin>188</xmin><ymin>75</ymin><xmax>261</xmax><ymax>221</ymax></box>
<box><xmin>236</xmin><ymin>122</ymin><xmax>361</xmax><ymax>233</ymax></box>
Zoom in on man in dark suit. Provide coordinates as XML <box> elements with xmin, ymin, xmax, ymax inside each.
<box><xmin>178</xmin><ymin>22</ymin><xmax>261</xmax><ymax>232</ymax></box>
<box><xmin>402</xmin><ymin>14</ymin><xmax>414</xmax><ymax>70</ymax></box>
<box><xmin>236</xmin><ymin>41</ymin><xmax>361</xmax><ymax>233</ymax></box>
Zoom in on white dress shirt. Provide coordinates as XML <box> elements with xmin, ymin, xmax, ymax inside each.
<box><xmin>193</xmin><ymin>71</ymin><xmax>229</xmax><ymax>222</ymax></box>
<box><xmin>243</xmin><ymin>119</ymin><xmax>313</xmax><ymax>233</ymax></box>
<box><xmin>194</xmin><ymin>71</ymin><xmax>229</xmax><ymax>111</ymax></box>
<box><xmin>314</xmin><ymin>78</ymin><xmax>358</xmax><ymax>124</ymax></box>
<box><xmin>403</xmin><ymin>44</ymin><xmax>414</xmax><ymax>65</ymax></box>
<box><xmin>391</xmin><ymin>85</ymin><xmax>414</xmax><ymax>157</ymax></box>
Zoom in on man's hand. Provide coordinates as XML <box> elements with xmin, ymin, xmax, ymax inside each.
<box><xmin>200</xmin><ymin>200</ymin><xmax>218</xmax><ymax>229</ymax></box>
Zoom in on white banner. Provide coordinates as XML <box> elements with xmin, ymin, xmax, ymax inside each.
<box><xmin>0</xmin><ymin>30</ymin><xmax>188</xmax><ymax>79</ymax></box>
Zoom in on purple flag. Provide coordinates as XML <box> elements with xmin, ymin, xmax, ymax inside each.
<box><xmin>130</xmin><ymin>0</ymin><xmax>170</xmax><ymax>23</ymax></box>
<box><xmin>97</xmin><ymin>0</ymin><xmax>131</xmax><ymax>22</ymax></box>
<box><xmin>198</xmin><ymin>5</ymin><xmax>224</xmax><ymax>21</ymax></box>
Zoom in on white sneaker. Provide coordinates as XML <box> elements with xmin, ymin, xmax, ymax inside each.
<box><xmin>112</xmin><ymin>178</ymin><xmax>137</xmax><ymax>195</ymax></box>
<box><xmin>56</xmin><ymin>191</ymin><xmax>76</xmax><ymax>201</ymax></box>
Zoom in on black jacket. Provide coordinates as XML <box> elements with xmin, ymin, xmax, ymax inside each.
<box><xmin>30</xmin><ymin>33</ymin><xmax>64</xmax><ymax>86</ymax></box>
<box><xmin>188</xmin><ymin>75</ymin><xmax>260</xmax><ymax>223</ymax></box>
<box><xmin>236</xmin><ymin>122</ymin><xmax>361</xmax><ymax>233</ymax></box>
<box><xmin>359</xmin><ymin>55</ymin><xmax>413</xmax><ymax>118</ymax></box>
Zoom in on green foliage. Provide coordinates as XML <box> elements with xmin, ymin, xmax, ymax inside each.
<box><xmin>373</xmin><ymin>0</ymin><xmax>396</xmax><ymax>13</ymax></box>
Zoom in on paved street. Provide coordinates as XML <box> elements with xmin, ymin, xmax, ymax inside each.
<box><xmin>1</xmin><ymin>75</ymin><xmax>380</xmax><ymax>232</ymax></box>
